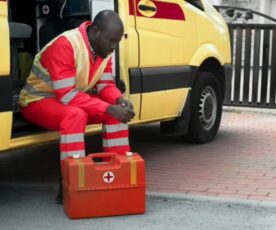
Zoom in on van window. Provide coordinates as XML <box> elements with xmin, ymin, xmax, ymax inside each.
<box><xmin>186</xmin><ymin>0</ymin><xmax>204</xmax><ymax>11</ymax></box>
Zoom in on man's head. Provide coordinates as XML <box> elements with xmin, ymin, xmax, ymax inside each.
<box><xmin>87</xmin><ymin>10</ymin><xmax>124</xmax><ymax>58</ymax></box>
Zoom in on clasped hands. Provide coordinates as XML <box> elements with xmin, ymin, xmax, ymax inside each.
<box><xmin>107</xmin><ymin>97</ymin><xmax>135</xmax><ymax>123</ymax></box>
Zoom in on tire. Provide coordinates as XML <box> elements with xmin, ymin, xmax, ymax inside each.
<box><xmin>184</xmin><ymin>71</ymin><xmax>223</xmax><ymax>143</ymax></box>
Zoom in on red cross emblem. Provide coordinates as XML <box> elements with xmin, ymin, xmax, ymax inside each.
<box><xmin>103</xmin><ymin>171</ymin><xmax>115</xmax><ymax>183</ymax></box>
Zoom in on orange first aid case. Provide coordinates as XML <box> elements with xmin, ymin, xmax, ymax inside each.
<box><xmin>61</xmin><ymin>152</ymin><xmax>145</xmax><ymax>219</ymax></box>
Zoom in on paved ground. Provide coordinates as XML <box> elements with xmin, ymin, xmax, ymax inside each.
<box><xmin>1</xmin><ymin>107</ymin><xmax>276</xmax><ymax>205</ymax></box>
<box><xmin>2</xmin><ymin>186</ymin><xmax>276</xmax><ymax>230</ymax></box>
<box><xmin>132</xmin><ymin>107</ymin><xmax>276</xmax><ymax>202</ymax></box>
<box><xmin>1</xmin><ymin>108</ymin><xmax>276</xmax><ymax>229</ymax></box>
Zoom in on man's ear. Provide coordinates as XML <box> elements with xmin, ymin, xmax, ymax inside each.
<box><xmin>91</xmin><ymin>26</ymin><xmax>101</xmax><ymax>37</ymax></box>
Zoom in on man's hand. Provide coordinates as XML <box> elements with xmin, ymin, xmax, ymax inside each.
<box><xmin>106</xmin><ymin>104</ymin><xmax>135</xmax><ymax>123</ymax></box>
<box><xmin>116</xmin><ymin>97</ymin><xmax>134</xmax><ymax>111</ymax></box>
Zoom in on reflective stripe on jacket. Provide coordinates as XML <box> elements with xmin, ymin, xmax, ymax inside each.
<box><xmin>19</xmin><ymin>28</ymin><xmax>110</xmax><ymax>107</ymax></box>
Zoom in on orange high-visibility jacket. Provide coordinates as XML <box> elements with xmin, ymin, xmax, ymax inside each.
<box><xmin>19</xmin><ymin>21</ymin><xmax>122</xmax><ymax>116</ymax></box>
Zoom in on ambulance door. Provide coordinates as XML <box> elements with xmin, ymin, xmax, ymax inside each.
<box><xmin>0</xmin><ymin>0</ymin><xmax>12</xmax><ymax>151</ymax></box>
<box><xmin>0</xmin><ymin>0</ymin><xmax>9</xmax><ymax>76</ymax></box>
<box><xmin>131</xmin><ymin>0</ymin><xmax>198</xmax><ymax>120</ymax></box>
<box><xmin>90</xmin><ymin>0</ymin><xmax>140</xmax><ymax>122</ymax></box>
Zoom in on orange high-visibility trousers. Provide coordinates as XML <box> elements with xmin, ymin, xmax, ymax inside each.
<box><xmin>20</xmin><ymin>97</ymin><xmax>130</xmax><ymax>160</ymax></box>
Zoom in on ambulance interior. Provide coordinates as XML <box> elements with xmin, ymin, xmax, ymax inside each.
<box><xmin>8</xmin><ymin>0</ymin><xmax>91</xmax><ymax>137</ymax></box>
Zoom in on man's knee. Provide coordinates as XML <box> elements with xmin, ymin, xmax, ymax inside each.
<box><xmin>102</xmin><ymin>114</ymin><xmax>121</xmax><ymax>125</ymax></box>
<box><xmin>60</xmin><ymin>107</ymin><xmax>88</xmax><ymax>130</ymax></box>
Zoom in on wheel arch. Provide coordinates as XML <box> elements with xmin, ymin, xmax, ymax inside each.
<box><xmin>196</xmin><ymin>57</ymin><xmax>225</xmax><ymax>100</ymax></box>
<box><xmin>190</xmin><ymin>42</ymin><xmax>226</xmax><ymax>99</ymax></box>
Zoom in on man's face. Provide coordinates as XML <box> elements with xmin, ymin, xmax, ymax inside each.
<box><xmin>92</xmin><ymin>26</ymin><xmax>124</xmax><ymax>58</ymax></box>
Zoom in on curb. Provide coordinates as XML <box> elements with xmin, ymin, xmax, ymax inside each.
<box><xmin>146</xmin><ymin>191</ymin><xmax>276</xmax><ymax>210</ymax></box>
<box><xmin>223</xmin><ymin>106</ymin><xmax>276</xmax><ymax>115</ymax></box>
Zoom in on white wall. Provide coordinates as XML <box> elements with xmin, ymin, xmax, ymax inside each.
<box><xmin>271</xmin><ymin>0</ymin><xmax>276</xmax><ymax>18</ymax></box>
<box><xmin>209</xmin><ymin>0</ymin><xmax>221</xmax><ymax>5</ymax></box>
<box><xmin>260</xmin><ymin>0</ymin><xmax>271</xmax><ymax>23</ymax></box>
<box><xmin>259</xmin><ymin>0</ymin><xmax>276</xmax><ymax>18</ymax></box>
<box><xmin>259</xmin><ymin>0</ymin><xmax>276</xmax><ymax>22</ymax></box>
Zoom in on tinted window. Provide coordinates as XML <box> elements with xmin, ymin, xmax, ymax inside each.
<box><xmin>186</xmin><ymin>0</ymin><xmax>204</xmax><ymax>11</ymax></box>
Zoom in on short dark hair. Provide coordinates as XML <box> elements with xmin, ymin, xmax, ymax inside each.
<box><xmin>93</xmin><ymin>10</ymin><xmax>108</xmax><ymax>29</ymax></box>
<box><xmin>92</xmin><ymin>10</ymin><xmax>123</xmax><ymax>31</ymax></box>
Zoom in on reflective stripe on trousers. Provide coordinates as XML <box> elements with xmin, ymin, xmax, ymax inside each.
<box><xmin>60</xmin><ymin>133</ymin><xmax>86</xmax><ymax>160</ymax></box>
<box><xmin>102</xmin><ymin>121</ymin><xmax>130</xmax><ymax>155</ymax></box>
<box><xmin>20</xmin><ymin>97</ymin><xmax>130</xmax><ymax>161</ymax></box>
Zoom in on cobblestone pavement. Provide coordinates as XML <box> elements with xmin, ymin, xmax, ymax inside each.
<box><xmin>131</xmin><ymin>108</ymin><xmax>276</xmax><ymax>202</ymax></box>
<box><xmin>1</xmin><ymin>108</ymin><xmax>276</xmax><ymax>203</ymax></box>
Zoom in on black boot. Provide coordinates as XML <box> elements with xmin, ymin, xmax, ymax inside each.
<box><xmin>56</xmin><ymin>178</ymin><xmax>63</xmax><ymax>205</ymax></box>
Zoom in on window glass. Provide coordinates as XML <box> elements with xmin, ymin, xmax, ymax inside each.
<box><xmin>186</xmin><ymin>0</ymin><xmax>204</xmax><ymax>11</ymax></box>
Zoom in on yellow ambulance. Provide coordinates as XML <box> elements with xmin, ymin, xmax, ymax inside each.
<box><xmin>0</xmin><ymin>0</ymin><xmax>231</xmax><ymax>152</ymax></box>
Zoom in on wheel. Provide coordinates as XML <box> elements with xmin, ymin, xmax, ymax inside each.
<box><xmin>185</xmin><ymin>71</ymin><xmax>223</xmax><ymax>143</ymax></box>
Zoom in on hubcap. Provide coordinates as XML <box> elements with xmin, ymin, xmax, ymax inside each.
<box><xmin>198</xmin><ymin>86</ymin><xmax>217</xmax><ymax>131</ymax></box>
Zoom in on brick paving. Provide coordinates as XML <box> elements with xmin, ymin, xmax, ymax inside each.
<box><xmin>131</xmin><ymin>109</ymin><xmax>276</xmax><ymax>202</ymax></box>
<box><xmin>1</xmin><ymin>108</ymin><xmax>276</xmax><ymax>204</ymax></box>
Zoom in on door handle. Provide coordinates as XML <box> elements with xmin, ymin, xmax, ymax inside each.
<box><xmin>138</xmin><ymin>5</ymin><xmax>156</xmax><ymax>12</ymax></box>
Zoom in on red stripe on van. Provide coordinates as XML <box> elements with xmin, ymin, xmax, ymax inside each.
<box><xmin>129</xmin><ymin>0</ymin><xmax>185</xmax><ymax>21</ymax></box>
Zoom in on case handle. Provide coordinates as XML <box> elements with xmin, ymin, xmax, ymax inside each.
<box><xmin>87</xmin><ymin>152</ymin><xmax>118</xmax><ymax>164</ymax></box>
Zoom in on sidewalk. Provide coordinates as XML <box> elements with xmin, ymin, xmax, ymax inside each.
<box><xmin>131</xmin><ymin>107</ymin><xmax>276</xmax><ymax>202</ymax></box>
<box><xmin>1</xmin><ymin>185</ymin><xmax>276</xmax><ymax>230</ymax></box>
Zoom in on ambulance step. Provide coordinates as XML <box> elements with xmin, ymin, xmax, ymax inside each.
<box><xmin>12</xmin><ymin>113</ymin><xmax>46</xmax><ymax>138</ymax></box>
